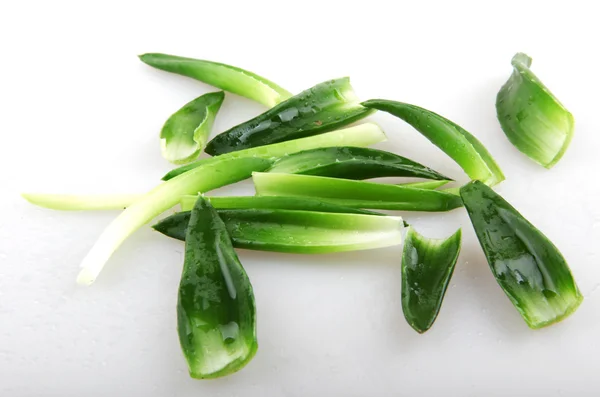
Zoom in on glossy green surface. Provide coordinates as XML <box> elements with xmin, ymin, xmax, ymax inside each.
<box><xmin>161</xmin><ymin>91</ymin><xmax>224</xmax><ymax>164</ymax></box>
<box><xmin>496</xmin><ymin>53</ymin><xmax>574</xmax><ymax>168</ymax></box>
<box><xmin>253</xmin><ymin>173</ymin><xmax>463</xmax><ymax>212</ymax></box>
<box><xmin>267</xmin><ymin>146</ymin><xmax>450</xmax><ymax>181</ymax></box>
<box><xmin>162</xmin><ymin>123</ymin><xmax>386</xmax><ymax>180</ymax></box>
<box><xmin>177</xmin><ymin>197</ymin><xmax>257</xmax><ymax>378</ymax></box>
<box><xmin>139</xmin><ymin>53</ymin><xmax>291</xmax><ymax>107</ymax></box>
<box><xmin>204</xmin><ymin>78</ymin><xmax>375</xmax><ymax>156</ymax></box>
<box><xmin>155</xmin><ymin>209</ymin><xmax>404</xmax><ymax>254</ymax></box>
<box><xmin>460</xmin><ymin>181</ymin><xmax>582</xmax><ymax>329</ymax></box>
<box><xmin>179</xmin><ymin>195</ymin><xmax>381</xmax><ymax>215</ymax></box>
<box><xmin>402</xmin><ymin>227</ymin><xmax>461</xmax><ymax>333</ymax></box>
<box><xmin>362</xmin><ymin>99</ymin><xmax>505</xmax><ymax>186</ymax></box>
<box><xmin>76</xmin><ymin>157</ymin><xmax>273</xmax><ymax>285</ymax></box>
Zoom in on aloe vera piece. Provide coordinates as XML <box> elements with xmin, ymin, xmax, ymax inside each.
<box><xmin>179</xmin><ymin>195</ymin><xmax>380</xmax><ymax>215</ymax></box>
<box><xmin>461</xmin><ymin>180</ymin><xmax>582</xmax><ymax>329</ymax></box>
<box><xmin>163</xmin><ymin>123</ymin><xmax>386</xmax><ymax>180</ymax></box>
<box><xmin>401</xmin><ymin>227</ymin><xmax>461</xmax><ymax>333</ymax></box>
<box><xmin>496</xmin><ymin>53</ymin><xmax>574</xmax><ymax>168</ymax></box>
<box><xmin>139</xmin><ymin>53</ymin><xmax>291</xmax><ymax>107</ymax></box>
<box><xmin>204</xmin><ymin>78</ymin><xmax>375</xmax><ymax>156</ymax></box>
<box><xmin>177</xmin><ymin>197</ymin><xmax>257</xmax><ymax>378</ymax></box>
<box><xmin>21</xmin><ymin>194</ymin><xmax>141</xmax><ymax>211</ymax></box>
<box><xmin>161</xmin><ymin>91</ymin><xmax>224</xmax><ymax>164</ymax></box>
<box><xmin>362</xmin><ymin>100</ymin><xmax>505</xmax><ymax>186</ymax></box>
<box><xmin>267</xmin><ymin>147</ymin><xmax>450</xmax><ymax>181</ymax></box>
<box><xmin>75</xmin><ymin>157</ymin><xmax>273</xmax><ymax>285</ymax></box>
<box><xmin>155</xmin><ymin>209</ymin><xmax>403</xmax><ymax>254</ymax></box>
<box><xmin>253</xmin><ymin>173</ymin><xmax>463</xmax><ymax>212</ymax></box>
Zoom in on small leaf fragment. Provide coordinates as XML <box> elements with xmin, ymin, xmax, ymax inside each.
<box><xmin>401</xmin><ymin>227</ymin><xmax>461</xmax><ymax>333</ymax></box>
<box><xmin>496</xmin><ymin>53</ymin><xmax>574</xmax><ymax>168</ymax></box>
<box><xmin>161</xmin><ymin>91</ymin><xmax>224</xmax><ymax>164</ymax></box>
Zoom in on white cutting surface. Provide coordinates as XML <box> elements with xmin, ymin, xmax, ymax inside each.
<box><xmin>1</xmin><ymin>1</ymin><xmax>600</xmax><ymax>396</ymax></box>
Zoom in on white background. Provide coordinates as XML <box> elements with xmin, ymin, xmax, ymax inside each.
<box><xmin>1</xmin><ymin>1</ymin><xmax>599</xmax><ymax>396</ymax></box>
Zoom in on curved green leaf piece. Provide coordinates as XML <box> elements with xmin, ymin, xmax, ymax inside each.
<box><xmin>155</xmin><ymin>209</ymin><xmax>403</xmax><ymax>254</ymax></box>
<box><xmin>460</xmin><ymin>180</ymin><xmax>582</xmax><ymax>329</ymax></box>
<box><xmin>401</xmin><ymin>227</ymin><xmax>461</xmax><ymax>333</ymax></box>
<box><xmin>139</xmin><ymin>53</ymin><xmax>291</xmax><ymax>107</ymax></box>
<box><xmin>205</xmin><ymin>78</ymin><xmax>375</xmax><ymax>156</ymax></box>
<box><xmin>267</xmin><ymin>147</ymin><xmax>450</xmax><ymax>181</ymax></box>
<box><xmin>75</xmin><ymin>157</ymin><xmax>273</xmax><ymax>285</ymax></box>
<box><xmin>178</xmin><ymin>197</ymin><xmax>257</xmax><ymax>378</ymax></box>
<box><xmin>161</xmin><ymin>91</ymin><xmax>224</xmax><ymax>164</ymax></box>
<box><xmin>398</xmin><ymin>180</ymin><xmax>450</xmax><ymax>190</ymax></box>
<box><xmin>253</xmin><ymin>173</ymin><xmax>463</xmax><ymax>212</ymax></box>
<box><xmin>163</xmin><ymin>123</ymin><xmax>386</xmax><ymax>181</ymax></box>
<box><xmin>180</xmin><ymin>195</ymin><xmax>381</xmax><ymax>215</ymax></box>
<box><xmin>496</xmin><ymin>53</ymin><xmax>574</xmax><ymax>168</ymax></box>
<box><xmin>362</xmin><ymin>100</ymin><xmax>505</xmax><ymax>186</ymax></box>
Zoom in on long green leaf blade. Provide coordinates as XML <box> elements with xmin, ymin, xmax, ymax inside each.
<box><xmin>362</xmin><ymin>99</ymin><xmax>505</xmax><ymax>186</ymax></box>
<box><xmin>267</xmin><ymin>147</ymin><xmax>450</xmax><ymax>181</ymax></box>
<box><xmin>253</xmin><ymin>173</ymin><xmax>463</xmax><ymax>212</ymax></box>
<box><xmin>178</xmin><ymin>197</ymin><xmax>257</xmax><ymax>378</ymax></box>
<box><xmin>139</xmin><ymin>53</ymin><xmax>291</xmax><ymax>107</ymax></box>
<box><xmin>460</xmin><ymin>180</ymin><xmax>582</xmax><ymax>329</ymax></box>
<box><xmin>205</xmin><ymin>78</ymin><xmax>375</xmax><ymax>156</ymax></box>
<box><xmin>496</xmin><ymin>53</ymin><xmax>574</xmax><ymax>168</ymax></box>
<box><xmin>155</xmin><ymin>209</ymin><xmax>403</xmax><ymax>254</ymax></box>
<box><xmin>180</xmin><ymin>195</ymin><xmax>381</xmax><ymax>215</ymax></box>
